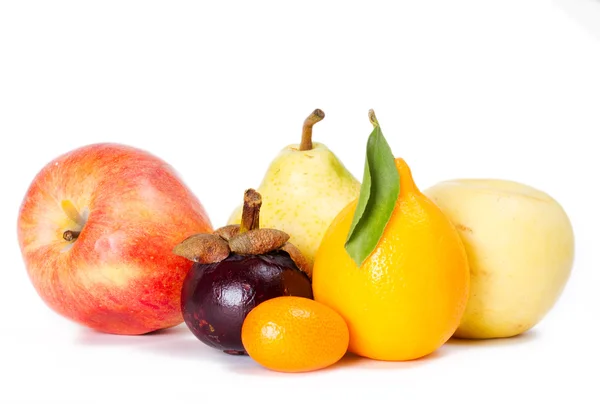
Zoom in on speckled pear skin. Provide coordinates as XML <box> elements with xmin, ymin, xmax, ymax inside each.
<box><xmin>227</xmin><ymin>142</ymin><xmax>361</xmax><ymax>269</ymax></box>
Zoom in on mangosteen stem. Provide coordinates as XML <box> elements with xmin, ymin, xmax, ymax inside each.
<box><xmin>239</xmin><ymin>189</ymin><xmax>262</xmax><ymax>234</ymax></box>
<box><xmin>63</xmin><ymin>230</ymin><xmax>80</xmax><ymax>242</ymax></box>
<box><xmin>299</xmin><ymin>109</ymin><xmax>325</xmax><ymax>151</ymax></box>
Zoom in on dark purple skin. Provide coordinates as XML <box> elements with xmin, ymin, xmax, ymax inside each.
<box><xmin>181</xmin><ymin>250</ymin><xmax>313</xmax><ymax>355</ymax></box>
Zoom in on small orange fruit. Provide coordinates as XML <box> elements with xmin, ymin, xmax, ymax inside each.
<box><xmin>241</xmin><ymin>296</ymin><xmax>349</xmax><ymax>373</ymax></box>
<box><xmin>313</xmin><ymin>158</ymin><xmax>470</xmax><ymax>361</ymax></box>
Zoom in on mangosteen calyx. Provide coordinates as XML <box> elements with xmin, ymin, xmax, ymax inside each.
<box><xmin>173</xmin><ymin>188</ymin><xmax>312</xmax><ymax>279</ymax></box>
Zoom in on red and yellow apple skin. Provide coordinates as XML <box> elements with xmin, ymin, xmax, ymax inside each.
<box><xmin>17</xmin><ymin>143</ymin><xmax>213</xmax><ymax>335</ymax></box>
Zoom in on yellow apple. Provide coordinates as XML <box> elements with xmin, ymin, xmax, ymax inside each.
<box><xmin>423</xmin><ymin>179</ymin><xmax>574</xmax><ymax>339</ymax></box>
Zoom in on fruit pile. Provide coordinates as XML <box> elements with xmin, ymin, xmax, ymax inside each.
<box><xmin>17</xmin><ymin>109</ymin><xmax>574</xmax><ymax>372</ymax></box>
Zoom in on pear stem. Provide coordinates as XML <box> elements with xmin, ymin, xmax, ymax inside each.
<box><xmin>368</xmin><ymin>109</ymin><xmax>380</xmax><ymax>128</ymax></box>
<box><xmin>299</xmin><ymin>109</ymin><xmax>325</xmax><ymax>151</ymax></box>
<box><xmin>239</xmin><ymin>189</ymin><xmax>262</xmax><ymax>234</ymax></box>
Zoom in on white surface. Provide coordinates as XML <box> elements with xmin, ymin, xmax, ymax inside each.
<box><xmin>1</xmin><ymin>0</ymin><xmax>599</xmax><ymax>403</ymax></box>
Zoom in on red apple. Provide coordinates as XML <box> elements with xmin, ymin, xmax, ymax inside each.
<box><xmin>17</xmin><ymin>143</ymin><xmax>213</xmax><ymax>335</ymax></box>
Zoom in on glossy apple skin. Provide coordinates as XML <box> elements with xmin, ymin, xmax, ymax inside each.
<box><xmin>17</xmin><ymin>143</ymin><xmax>213</xmax><ymax>335</ymax></box>
<box><xmin>181</xmin><ymin>251</ymin><xmax>313</xmax><ymax>355</ymax></box>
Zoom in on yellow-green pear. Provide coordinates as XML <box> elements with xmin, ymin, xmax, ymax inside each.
<box><xmin>227</xmin><ymin>109</ymin><xmax>361</xmax><ymax>270</ymax></box>
<box><xmin>424</xmin><ymin>179</ymin><xmax>574</xmax><ymax>339</ymax></box>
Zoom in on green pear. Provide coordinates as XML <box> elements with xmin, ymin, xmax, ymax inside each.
<box><xmin>227</xmin><ymin>109</ymin><xmax>361</xmax><ymax>270</ymax></box>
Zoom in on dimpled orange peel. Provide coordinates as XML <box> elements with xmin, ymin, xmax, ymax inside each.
<box><xmin>312</xmin><ymin>110</ymin><xmax>470</xmax><ymax>361</ymax></box>
<box><xmin>241</xmin><ymin>296</ymin><xmax>349</xmax><ymax>373</ymax></box>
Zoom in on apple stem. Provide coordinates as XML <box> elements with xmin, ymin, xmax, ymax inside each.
<box><xmin>63</xmin><ymin>230</ymin><xmax>80</xmax><ymax>242</ymax></box>
<box><xmin>239</xmin><ymin>189</ymin><xmax>262</xmax><ymax>234</ymax></box>
<box><xmin>299</xmin><ymin>109</ymin><xmax>325</xmax><ymax>151</ymax></box>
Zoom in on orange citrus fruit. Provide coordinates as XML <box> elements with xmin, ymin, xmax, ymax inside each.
<box><xmin>241</xmin><ymin>296</ymin><xmax>349</xmax><ymax>372</ymax></box>
<box><xmin>312</xmin><ymin>158</ymin><xmax>470</xmax><ymax>361</ymax></box>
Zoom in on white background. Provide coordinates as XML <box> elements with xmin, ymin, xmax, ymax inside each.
<box><xmin>2</xmin><ymin>0</ymin><xmax>600</xmax><ymax>403</ymax></box>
